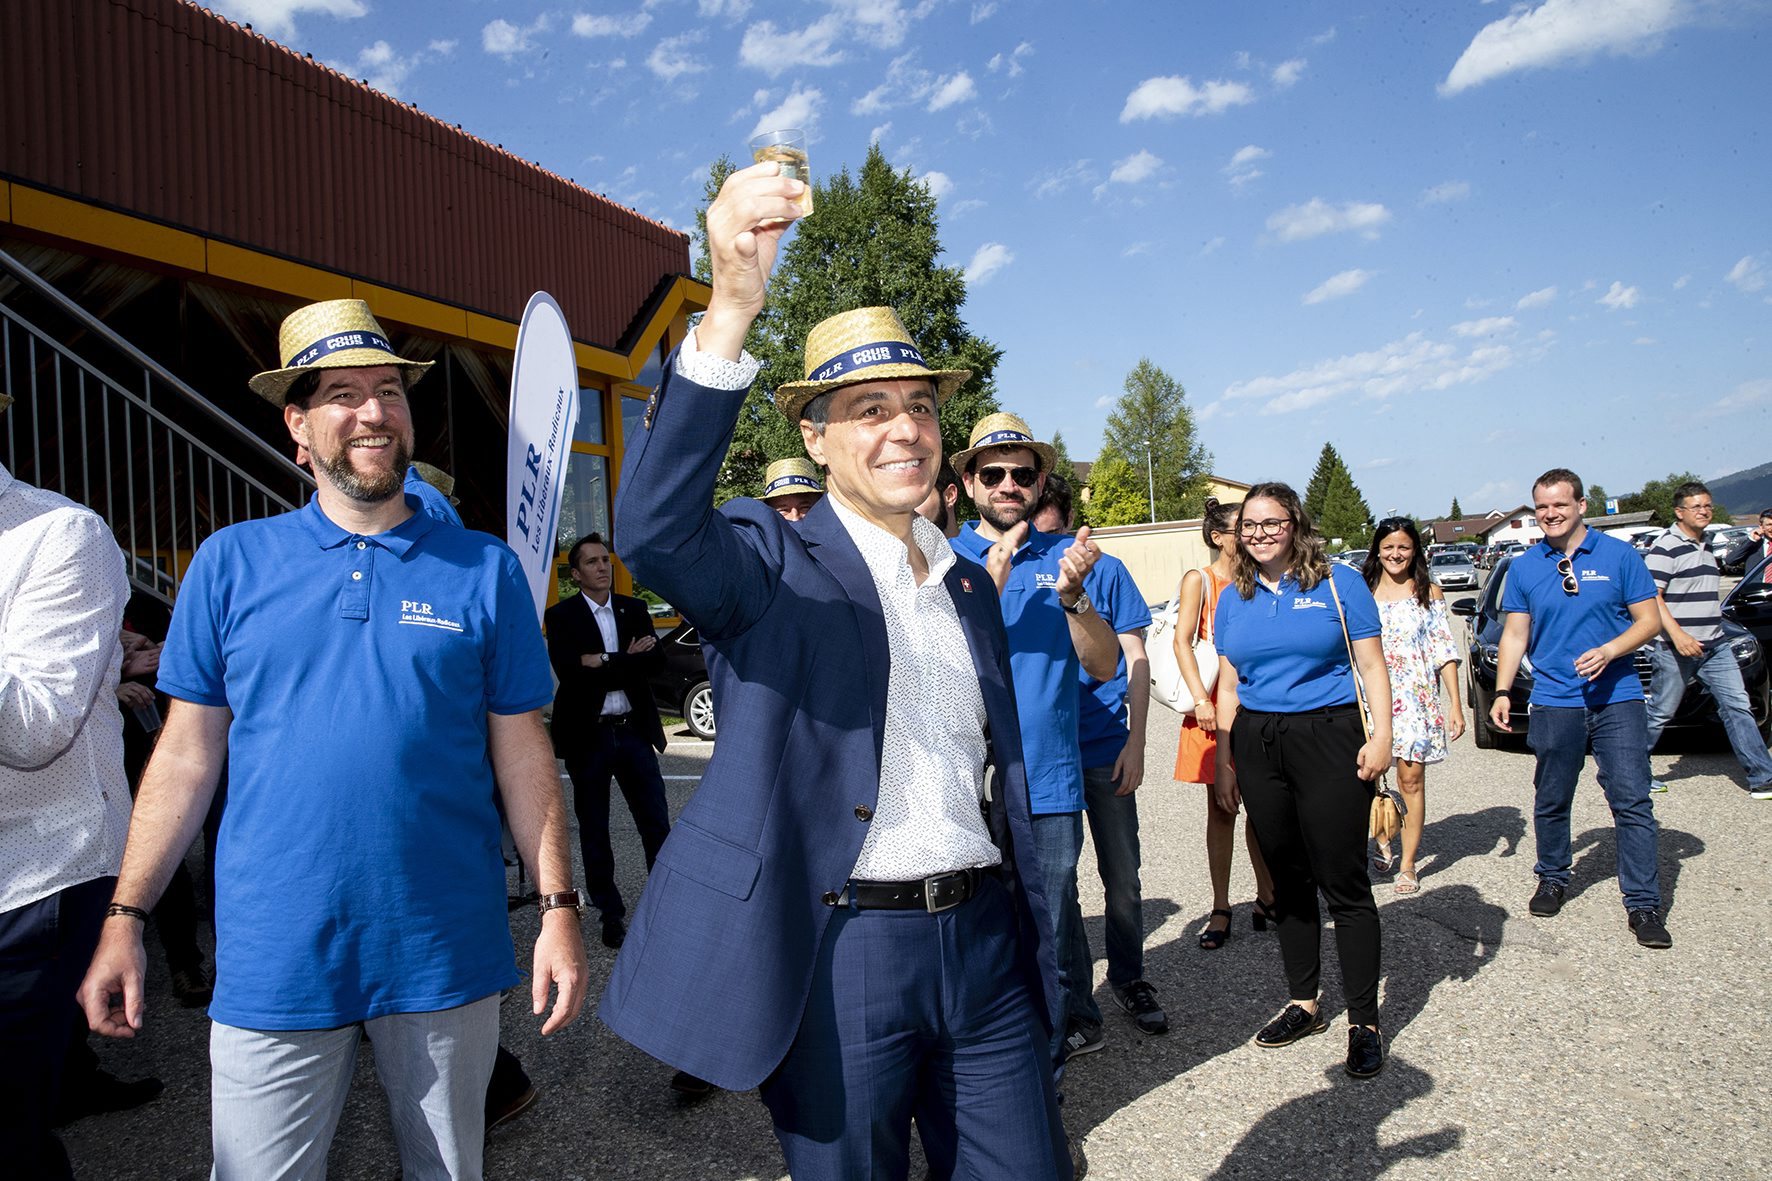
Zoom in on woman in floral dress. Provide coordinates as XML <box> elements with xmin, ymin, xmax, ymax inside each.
<box><xmin>1361</xmin><ymin>519</ymin><xmax>1466</xmax><ymax>893</ymax></box>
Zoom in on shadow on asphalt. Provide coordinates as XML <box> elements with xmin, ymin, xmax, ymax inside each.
<box><xmin>1376</xmin><ymin>884</ymin><xmax>1506</xmax><ymax>1038</ymax></box>
<box><xmin>1563</xmin><ymin>824</ymin><xmax>1705</xmax><ymax>916</ymax></box>
<box><xmin>1201</xmin><ymin>1058</ymin><xmax>1460</xmax><ymax>1181</ymax></box>
<box><xmin>1416</xmin><ymin>805</ymin><xmax>1527</xmax><ymax>878</ymax></box>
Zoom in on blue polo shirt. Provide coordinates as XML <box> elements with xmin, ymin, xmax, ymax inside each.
<box><xmin>1078</xmin><ymin>553</ymin><xmax>1153</xmax><ymax>771</ymax></box>
<box><xmin>1500</xmin><ymin>528</ymin><xmax>1656</xmax><ymax>707</ymax></box>
<box><xmin>952</xmin><ymin>521</ymin><xmax>1085</xmax><ymax>814</ymax></box>
<box><xmin>157</xmin><ymin>495</ymin><xmax>553</xmax><ymax>1029</ymax></box>
<box><xmin>406</xmin><ymin>465</ymin><xmax>463</xmax><ymax>527</ymax></box>
<box><xmin>1215</xmin><ymin>563</ymin><xmax>1380</xmax><ymax>713</ymax></box>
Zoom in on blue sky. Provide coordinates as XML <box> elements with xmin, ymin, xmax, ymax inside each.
<box><xmin>216</xmin><ymin>0</ymin><xmax>1770</xmax><ymax>517</ymax></box>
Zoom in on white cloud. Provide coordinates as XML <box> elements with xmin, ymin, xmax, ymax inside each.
<box><xmin>869</xmin><ymin>121</ymin><xmax>892</xmax><ymax>144</ymax></box>
<box><xmin>987</xmin><ymin>41</ymin><xmax>1034</xmax><ymax>76</ymax></box>
<box><xmin>1266</xmin><ymin>198</ymin><xmax>1392</xmax><ymax>242</ymax></box>
<box><xmin>1711</xmin><ymin>377</ymin><xmax>1772</xmax><ymax>412</ymax></box>
<box><xmin>1120</xmin><ymin>75</ymin><xmax>1255</xmax><ymax>122</ymax></box>
<box><xmin>1311</xmin><ymin>26</ymin><xmax>1338</xmax><ymax>45</ymax></box>
<box><xmin>919</xmin><ymin>170</ymin><xmax>954</xmax><ymax>200</ymax></box>
<box><xmin>750</xmin><ymin>86</ymin><xmax>822</xmax><ymax>138</ymax></box>
<box><xmin>428</xmin><ymin>39</ymin><xmax>457</xmax><ymax>55</ymax></box>
<box><xmin>1441</xmin><ymin>0</ymin><xmax>1691</xmax><ymax>95</ymax></box>
<box><xmin>483</xmin><ymin>16</ymin><xmax>550</xmax><ymax>59</ymax></box>
<box><xmin>1516</xmin><ymin>285</ymin><xmax>1559</xmax><ymax>309</ymax></box>
<box><xmin>1302</xmin><ymin>268</ymin><xmax>1374</xmax><ymax>305</ymax></box>
<box><xmin>1421</xmin><ymin>180</ymin><xmax>1471</xmax><ymax>205</ymax></box>
<box><xmin>572</xmin><ymin>12</ymin><xmax>652</xmax><ymax>38</ymax></box>
<box><xmin>1199</xmin><ymin>236</ymin><xmax>1225</xmax><ymax>256</ymax></box>
<box><xmin>950</xmin><ymin>198</ymin><xmax>986</xmax><ymax>217</ymax></box>
<box><xmin>1634</xmin><ymin>336</ymin><xmax>1658</xmax><ymax>345</ymax></box>
<box><xmin>1227</xmin><ymin>145</ymin><xmax>1270</xmax><ymax>170</ymax></box>
<box><xmin>740</xmin><ymin>16</ymin><xmax>845</xmax><ymax>77</ymax></box>
<box><xmin>1673</xmin><ymin>273</ymin><xmax>1691</xmax><ymax>289</ymax></box>
<box><xmin>699</xmin><ymin>0</ymin><xmax>753</xmax><ymax>18</ymax></box>
<box><xmin>1271</xmin><ymin>58</ymin><xmax>1307</xmax><ymax>87</ymax></box>
<box><xmin>1093</xmin><ymin>394</ymin><xmax>1116</xmax><ymax>410</ymax></box>
<box><xmin>970</xmin><ymin>2</ymin><xmax>997</xmax><ymax>23</ymax></box>
<box><xmin>1122</xmin><ymin>241</ymin><xmax>1155</xmax><ymax>257</ymax></box>
<box><xmin>964</xmin><ymin>242</ymin><xmax>1015</xmax><ymax>285</ymax></box>
<box><xmin>216</xmin><ymin>0</ymin><xmax>365</xmax><ymax>39</ymax></box>
<box><xmin>331</xmin><ymin>39</ymin><xmax>441</xmax><ymax>96</ymax></box>
<box><xmin>1224</xmin><ymin>331</ymin><xmax>1520</xmax><ymax>415</ymax></box>
<box><xmin>1452</xmin><ymin>316</ymin><xmax>1518</xmax><ymax>336</ymax></box>
<box><xmin>1598</xmin><ymin>280</ymin><xmax>1640</xmax><ymax>310</ymax></box>
<box><xmin>927</xmin><ymin>71</ymin><xmax>977</xmax><ymax>111</ymax></box>
<box><xmin>1725</xmin><ymin>255</ymin><xmax>1767</xmax><ymax>294</ymax></box>
<box><xmin>1030</xmin><ymin>159</ymin><xmax>1096</xmax><ymax>199</ymax></box>
<box><xmin>1107</xmin><ymin>150</ymin><xmax>1162</xmax><ymax>186</ymax></box>
<box><xmin>648</xmin><ymin>31</ymin><xmax>708</xmax><ymax>81</ymax></box>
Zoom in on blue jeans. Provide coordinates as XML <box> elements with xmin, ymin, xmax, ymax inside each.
<box><xmin>1062</xmin><ymin>765</ymin><xmax>1144</xmax><ymax>1029</ymax></box>
<box><xmin>1527</xmin><ymin>700</ymin><xmax>1662</xmax><ymax>912</ymax></box>
<box><xmin>1645</xmin><ymin>640</ymin><xmax>1772</xmax><ymax>788</ymax></box>
<box><xmin>1029</xmin><ymin>811</ymin><xmax>1085</xmax><ymax>1066</ymax></box>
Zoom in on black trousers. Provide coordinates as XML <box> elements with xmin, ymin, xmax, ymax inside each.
<box><xmin>564</xmin><ymin>723</ymin><xmax>672</xmax><ymax>919</ymax></box>
<box><xmin>1232</xmin><ymin>704</ymin><xmax>1382</xmax><ymax>1025</ymax></box>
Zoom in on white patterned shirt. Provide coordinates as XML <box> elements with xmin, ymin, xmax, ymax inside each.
<box><xmin>0</xmin><ymin>461</ymin><xmax>131</xmax><ymax>914</ymax></box>
<box><xmin>832</xmin><ymin>501</ymin><xmax>1003</xmax><ymax>880</ymax></box>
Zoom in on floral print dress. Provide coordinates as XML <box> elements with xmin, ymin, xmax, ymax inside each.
<box><xmin>1378</xmin><ymin>595</ymin><xmax>1462</xmax><ymax>764</ymax></box>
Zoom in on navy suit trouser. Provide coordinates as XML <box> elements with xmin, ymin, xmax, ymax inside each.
<box><xmin>564</xmin><ymin>724</ymin><xmax>671</xmax><ymax>920</ymax></box>
<box><xmin>759</xmin><ymin>874</ymin><xmax>1068</xmax><ymax>1181</ymax></box>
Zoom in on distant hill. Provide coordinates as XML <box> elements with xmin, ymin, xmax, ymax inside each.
<box><xmin>1712</xmin><ymin>461</ymin><xmax>1772</xmax><ymax>519</ymax></box>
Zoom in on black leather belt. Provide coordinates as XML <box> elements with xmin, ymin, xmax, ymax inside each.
<box><xmin>835</xmin><ymin>868</ymin><xmax>993</xmax><ymax>914</ymax></box>
<box><xmin>593</xmin><ymin>713</ymin><xmax>634</xmax><ymax>726</ymax></box>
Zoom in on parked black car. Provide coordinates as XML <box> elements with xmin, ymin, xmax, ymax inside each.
<box><xmin>1451</xmin><ymin>555</ymin><xmax>1770</xmax><ymax>749</ymax></box>
<box><xmin>647</xmin><ymin>621</ymin><xmax>715</xmax><ymax>740</ymax></box>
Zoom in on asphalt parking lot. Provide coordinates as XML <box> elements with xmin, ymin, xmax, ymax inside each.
<box><xmin>61</xmin><ymin>702</ymin><xmax>1772</xmax><ymax>1180</ymax></box>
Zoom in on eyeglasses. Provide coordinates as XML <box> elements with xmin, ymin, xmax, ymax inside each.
<box><xmin>1238</xmin><ymin>518</ymin><xmax>1292</xmax><ymax>537</ymax></box>
<box><xmin>1556</xmin><ymin>556</ymin><xmax>1579</xmax><ymax>596</ymax></box>
<box><xmin>975</xmin><ymin>464</ymin><xmax>1038</xmax><ymax>489</ymax></box>
<box><xmin>1676</xmin><ymin>503</ymin><xmax>1713</xmax><ymax>514</ymax></box>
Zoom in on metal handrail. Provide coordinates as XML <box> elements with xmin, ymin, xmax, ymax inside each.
<box><xmin>0</xmin><ymin>246</ymin><xmax>313</xmax><ymax>487</ymax></box>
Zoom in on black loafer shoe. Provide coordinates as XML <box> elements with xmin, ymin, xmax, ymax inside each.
<box><xmin>1528</xmin><ymin>878</ymin><xmax>1566</xmax><ymax>917</ymax></box>
<box><xmin>601</xmin><ymin>915</ymin><xmax>627</xmax><ymax>949</ymax></box>
<box><xmin>484</xmin><ymin>1046</ymin><xmax>538</xmax><ymax>1133</ymax></box>
<box><xmin>671</xmin><ymin>1070</ymin><xmax>716</xmax><ymax>1097</ymax></box>
<box><xmin>1345</xmin><ymin>1026</ymin><xmax>1385</xmax><ymax>1078</ymax></box>
<box><xmin>1254</xmin><ymin>1003</ymin><xmax>1327</xmax><ymax>1048</ymax></box>
<box><xmin>1629</xmin><ymin>908</ymin><xmax>1672</xmax><ymax>949</ymax></box>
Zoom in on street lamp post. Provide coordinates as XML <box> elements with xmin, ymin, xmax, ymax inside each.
<box><xmin>1143</xmin><ymin>437</ymin><xmax>1157</xmax><ymax>525</ymax></box>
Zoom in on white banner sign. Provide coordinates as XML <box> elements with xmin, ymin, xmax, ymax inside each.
<box><xmin>507</xmin><ymin>292</ymin><xmax>581</xmax><ymax>622</ymax></box>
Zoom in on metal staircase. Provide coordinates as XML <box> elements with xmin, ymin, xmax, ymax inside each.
<box><xmin>0</xmin><ymin>247</ymin><xmax>314</xmax><ymax>604</ymax></box>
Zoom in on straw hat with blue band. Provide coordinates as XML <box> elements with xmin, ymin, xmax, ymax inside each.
<box><xmin>759</xmin><ymin>457</ymin><xmax>825</xmax><ymax>502</ymax></box>
<box><xmin>950</xmin><ymin>412</ymin><xmax>1058</xmax><ymax>477</ymax></box>
<box><xmin>249</xmin><ymin>299</ymin><xmax>434</xmax><ymax>406</ymax></box>
<box><xmin>772</xmin><ymin>307</ymin><xmax>971</xmax><ymax>422</ymax></box>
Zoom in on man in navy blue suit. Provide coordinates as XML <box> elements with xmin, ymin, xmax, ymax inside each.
<box><xmin>600</xmin><ymin>163</ymin><xmax>1080</xmax><ymax>1179</ymax></box>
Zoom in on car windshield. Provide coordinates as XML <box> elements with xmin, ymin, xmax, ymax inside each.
<box><xmin>1431</xmin><ymin>554</ymin><xmax>1466</xmax><ymax>566</ymax></box>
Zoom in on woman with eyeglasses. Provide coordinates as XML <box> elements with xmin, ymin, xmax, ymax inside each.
<box><xmin>1213</xmin><ymin>482</ymin><xmax>1393</xmax><ymax>1078</ymax></box>
<box><xmin>1360</xmin><ymin>519</ymin><xmax>1466</xmax><ymax>894</ymax></box>
<box><xmin>1173</xmin><ymin>497</ymin><xmax>1275</xmax><ymax>949</ymax></box>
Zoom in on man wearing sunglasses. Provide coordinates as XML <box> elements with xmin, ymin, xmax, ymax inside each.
<box><xmin>952</xmin><ymin>414</ymin><xmax>1120</xmax><ymax>1072</ymax></box>
<box><xmin>1489</xmin><ymin>468</ymin><xmax>1669</xmax><ymax>949</ymax></box>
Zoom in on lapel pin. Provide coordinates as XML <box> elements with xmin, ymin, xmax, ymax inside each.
<box><xmin>960</xmin><ymin>577</ymin><xmax>972</xmax><ymax>593</ymax></box>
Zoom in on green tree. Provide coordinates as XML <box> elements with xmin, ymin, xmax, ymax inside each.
<box><xmin>1303</xmin><ymin>444</ymin><xmax>1373</xmax><ymax>547</ymax></box>
<box><xmin>1098</xmin><ymin>359</ymin><xmax>1212</xmax><ymax>523</ymax></box>
<box><xmin>1587</xmin><ymin>483</ymin><xmax>1609</xmax><ymax>509</ymax></box>
<box><xmin>1081</xmin><ymin>448</ymin><xmax>1151</xmax><ymax>526</ymax></box>
<box><xmin>692</xmin><ymin>145</ymin><xmax>1003</xmax><ymax>504</ymax></box>
<box><xmin>1619</xmin><ymin>472</ymin><xmax>1728</xmax><ymax>526</ymax></box>
<box><xmin>1449</xmin><ymin>496</ymin><xmax>1463</xmax><ymax>519</ymax></box>
<box><xmin>1049</xmin><ymin>430</ymin><xmax>1075</xmax><ymax>485</ymax></box>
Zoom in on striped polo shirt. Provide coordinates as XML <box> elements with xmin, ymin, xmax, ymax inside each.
<box><xmin>1644</xmin><ymin>526</ymin><xmax>1722</xmax><ymax>642</ymax></box>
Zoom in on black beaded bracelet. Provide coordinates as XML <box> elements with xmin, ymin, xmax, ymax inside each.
<box><xmin>105</xmin><ymin>903</ymin><xmax>150</xmax><ymax>922</ymax></box>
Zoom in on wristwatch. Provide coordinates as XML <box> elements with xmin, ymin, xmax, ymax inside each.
<box><xmin>1062</xmin><ymin>592</ymin><xmax>1092</xmax><ymax>616</ymax></box>
<box><xmin>537</xmin><ymin>890</ymin><xmax>584</xmax><ymax>917</ymax></box>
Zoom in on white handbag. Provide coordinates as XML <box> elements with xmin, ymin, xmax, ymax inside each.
<box><xmin>1149</xmin><ymin>571</ymin><xmax>1220</xmax><ymax>715</ymax></box>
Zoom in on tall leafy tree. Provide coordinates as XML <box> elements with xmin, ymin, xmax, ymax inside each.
<box><xmin>1449</xmin><ymin>496</ymin><xmax>1463</xmax><ymax>519</ymax></box>
<box><xmin>1080</xmin><ymin>448</ymin><xmax>1150</xmax><ymax>527</ymax></box>
<box><xmin>691</xmin><ymin>145</ymin><xmax>1002</xmax><ymax>503</ymax></box>
<box><xmin>1303</xmin><ymin>443</ymin><xmax>1374</xmax><ymax>547</ymax></box>
<box><xmin>1620</xmin><ymin>471</ymin><xmax>1729</xmax><ymax>525</ymax></box>
<box><xmin>1097</xmin><ymin>358</ymin><xmax>1212</xmax><ymax>523</ymax></box>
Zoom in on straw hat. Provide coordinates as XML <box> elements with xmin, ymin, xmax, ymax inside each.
<box><xmin>249</xmin><ymin>299</ymin><xmax>433</xmax><ymax>406</ymax></box>
<box><xmin>772</xmin><ymin>307</ymin><xmax>971</xmax><ymax>422</ymax></box>
<box><xmin>411</xmin><ymin>461</ymin><xmax>459</xmax><ymax>504</ymax></box>
<box><xmin>759</xmin><ymin>457</ymin><xmax>824</xmax><ymax>502</ymax></box>
<box><xmin>950</xmin><ymin>412</ymin><xmax>1058</xmax><ymax>477</ymax></box>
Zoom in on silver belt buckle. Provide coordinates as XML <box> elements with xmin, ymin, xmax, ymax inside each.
<box><xmin>924</xmin><ymin>870</ymin><xmax>969</xmax><ymax>914</ymax></box>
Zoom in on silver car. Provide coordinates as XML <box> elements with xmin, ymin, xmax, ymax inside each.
<box><xmin>1429</xmin><ymin>551</ymin><xmax>1478</xmax><ymax>590</ymax></box>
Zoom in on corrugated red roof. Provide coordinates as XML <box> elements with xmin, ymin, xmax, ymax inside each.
<box><xmin>0</xmin><ymin>0</ymin><xmax>690</xmax><ymax>348</ymax></box>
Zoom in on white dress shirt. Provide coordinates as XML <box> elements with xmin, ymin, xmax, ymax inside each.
<box><xmin>0</xmin><ymin>461</ymin><xmax>132</xmax><ymax>914</ymax></box>
<box><xmin>583</xmin><ymin>593</ymin><xmax>633</xmax><ymax>716</ymax></box>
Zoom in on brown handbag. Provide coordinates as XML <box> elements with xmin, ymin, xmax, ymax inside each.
<box><xmin>1325</xmin><ymin>571</ymin><xmax>1405</xmax><ymax>842</ymax></box>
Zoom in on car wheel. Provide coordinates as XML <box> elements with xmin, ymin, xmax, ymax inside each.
<box><xmin>1471</xmin><ymin>680</ymin><xmax>1496</xmax><ymax>750</ymax></box>
<box><xmin>684</xmin><ymin>680</ymin><xmax>716</xmax><ymax>741</ymax></box>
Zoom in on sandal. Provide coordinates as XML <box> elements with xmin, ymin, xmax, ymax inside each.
<box><xmin>1251</xmin><ymin>897</ymin><xmax>1277</xmax><ymax>932</ymax></box>
<box><xmin>1394</xmin><ymin>870</ymin><xmax>1419</xmax><ymax>895</ymax></box>
<box><xmin>1199</xmin><ymin>909</ymin><xmax>1233</xmax><ymax>950</ymax></box>
<box><xmin>1372</xmin><ymin>843</ymin><xmax>1395</xmax><ymax>876</ymax></box>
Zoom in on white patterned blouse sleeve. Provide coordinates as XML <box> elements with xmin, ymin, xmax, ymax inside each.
<box><xmin>1425</xmin><ymin>598</ymin><xmax>1460</xmax><ymax>670</ymax></box>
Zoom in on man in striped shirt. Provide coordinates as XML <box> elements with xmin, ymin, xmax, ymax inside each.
<box><xmin>1643</xmin><ymin>481</ymin><xmax>1772</xmax><ymax>798</ymax></box>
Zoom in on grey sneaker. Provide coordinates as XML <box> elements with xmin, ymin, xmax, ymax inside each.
<box><xmin>1649</xmin><ymin>778</ymin><xmax>1668</xmax><ymax>794</ymax></box>
<box><xmin>1113</xmin><ymin>979</ymin><xmax>1169</xmax><ymax>1035</ymax></box>
<box><xmin>1062</xmin><ymin>1021</ymin><xmax>1105</xmax><ymax>1061</ymax></box>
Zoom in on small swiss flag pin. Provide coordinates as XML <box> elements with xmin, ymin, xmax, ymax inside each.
<box><xmin>960</xmin><ymin>577</ymin><xmax>973</xmax><ymax>592</ymax></box>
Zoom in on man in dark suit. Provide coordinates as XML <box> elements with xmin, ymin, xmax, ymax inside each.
<box><xmin>544</xmin><ymin>533</ymin><xmax>670</xmax><ymax>950</ymax></box>
<box><xmin>599</xmin><ymin>163</ymin><xmax>1082</xmax><ymax>1179</ymax></box>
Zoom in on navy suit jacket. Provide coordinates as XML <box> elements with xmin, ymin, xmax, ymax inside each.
<box><xmin>542</xmin><ymin>591</ymin><xmax>667</xmax><ymax>758</ymax></box>
<box><xmin>598</xmin><ymin>357</ymin><xmax>1061</xmax><ymax>1091</ymax></box>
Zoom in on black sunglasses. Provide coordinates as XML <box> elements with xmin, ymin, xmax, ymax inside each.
<box><xmin>975</xmin><ymin>464</ymin><xmax>1038</xmax><ymax>489</ymax></box>
<box><xmin>1376</xmin><ymin>516</ymin><xmax>1414</xmax><ymax>533</ymax></box>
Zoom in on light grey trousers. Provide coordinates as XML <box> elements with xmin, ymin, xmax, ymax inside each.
<box><xmin>209</xmin><ymin>994</ymin><xmax>500</xmax><ymax>1181</ymax></box>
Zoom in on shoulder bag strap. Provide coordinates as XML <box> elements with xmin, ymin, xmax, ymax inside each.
<box><xmin>1325</xmin><ymin>570</ymin><xmax>1373</xmax><ymax>743</ymax></box>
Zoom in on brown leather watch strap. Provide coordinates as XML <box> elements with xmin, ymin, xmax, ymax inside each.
<box><xmin>536</xmin><ymin>890</ymin><xmax>583</xmax><ymax>916</ymax></box>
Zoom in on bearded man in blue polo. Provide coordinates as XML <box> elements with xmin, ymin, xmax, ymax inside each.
<box><xmin>79</xmin><ymin>299</ymin><xmax>587</xmax><ymax>1179</ymax></box>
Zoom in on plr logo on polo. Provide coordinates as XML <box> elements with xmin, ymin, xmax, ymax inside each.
<box><xmin>399</xmin><ymin>600</ymin><xmax>464</xmax><ymax>632</ymax></box>
<box><xmin>1292</xmin><ymin>598</ymin><xmax>1329</xmax><ymax>610</ymax></box>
